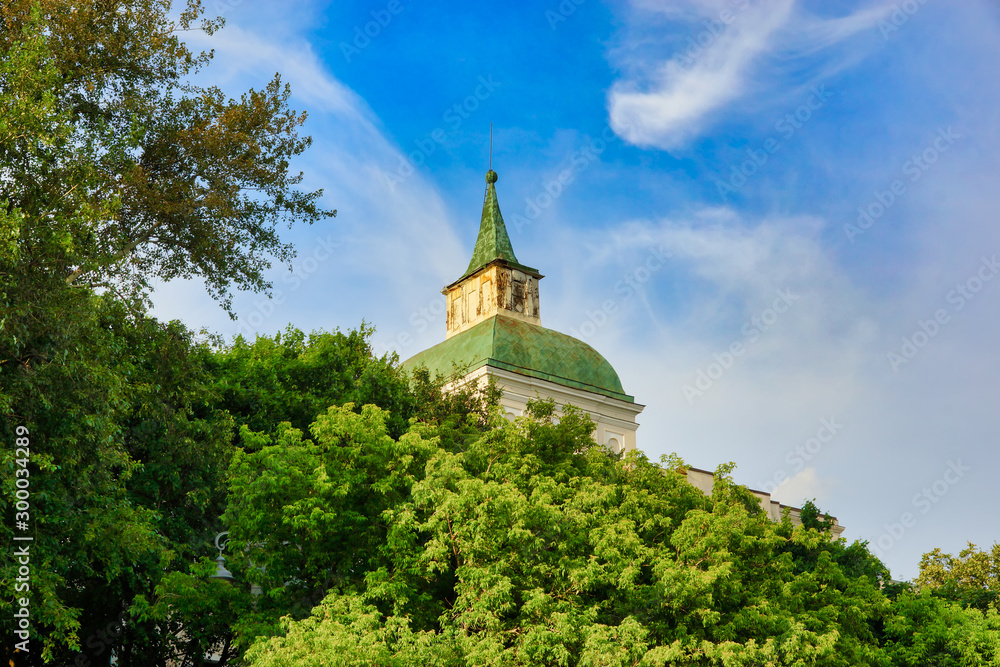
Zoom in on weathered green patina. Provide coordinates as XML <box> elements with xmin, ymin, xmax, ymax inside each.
<box><xmin>405</xmin><ymin>168</ymin><xmax>632</xmax><ymax>403</ymax></box>
<box><xmin>403</xmin><ymin>315</ymin><xmax>633</xmax><ymax>402</ymax></box>
<box><xmin>460</xmin><ymin>170</ymin><xmax>538</xmax><ymax>281</ymax></box>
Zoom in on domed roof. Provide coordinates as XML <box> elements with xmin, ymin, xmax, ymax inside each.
<box><xmin>402</xmin><ymin>315</ymin><xmax>633</xmax><ymax>403</ymax></box>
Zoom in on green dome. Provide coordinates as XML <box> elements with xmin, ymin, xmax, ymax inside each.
<box><xmin>402</xmin><ymin>315</ymin><xmax>633</xmax><ymax>403</ymax></box>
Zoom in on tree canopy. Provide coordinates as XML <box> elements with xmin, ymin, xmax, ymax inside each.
<box><xmin>0</xmin><ymin>1</ymin><xmax>330</xmax><ymax>663</ymax></box>
<box><xmin>0</xmin><ymin>0</ymin><xmax>334</xmax><ymax>312</ymax></box>
<box><xmin>916</xmin><ymin>542</ymin><xmax>1000</xmax><ymax>612</ymax></box>
<box><xmin>231</xmin><ymin>402</ymin><xmax>1000</xmax><ymax>667</ymax></box>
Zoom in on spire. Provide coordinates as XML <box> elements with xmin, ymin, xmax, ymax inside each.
<box><xmin>442</xmin><ymin>165</ymin><xmax>543</xmax><ymax>338</ymax></box>
<box><xmin>463</xmin><ymin>169</ymin><xmax>520</xmax><ymax>278</ymax></box>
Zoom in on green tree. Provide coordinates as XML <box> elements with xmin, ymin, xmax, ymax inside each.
<box><xmin>883</xmin><ymin>590</ymin><xmax>1000</xmax><ymax>666</ymax></box>
<box><xmin>1</xmin><ymin>0</ymin><xmax>332</xmax><ymax>661</ymax></box>
<box><xmin>138</xmin><ymin>357</ymin><xmax>499</xmax><ymax>664</ymax></box>
<box><xmin>798</xmin><ymin>498</ymin><xmax>836</xmax><ymax>533</ymax></box>
<box><xmin>0</xmin><ymin>0</ymin><xmax>335</xmax><ymax>312</ymax></box>
<box><xmin>233</xmin><ymin>400</ymin><xmax>906</xmax><ymax>667</ymax></box>
<box><xmin>205</xmin><ymin>325</ymin><xmax>503</xmax><ymax>447</ymax></box>
<box><xmin>1</xmin><ymin>295</ymin><xmax>237</xmax><ymax>665</ymax></box>
<box><xmin>1</xmin><ymin>22</ymin><xmax>165</xmax><ymax>663</ymax></box>
<box><xmin>207</xmin><ymin>325</ymin><xmax>417</xmax><ymax>443</ymax></box>
<box><xmin>916</xmin><ymin>542</ymin><xmax>1000</xmax><ymax>612</ymax></box>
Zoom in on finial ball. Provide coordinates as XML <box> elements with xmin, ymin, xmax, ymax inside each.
<box><xmin>485</xmin><ymin>169</ymin><xmax>498</xmax><ymax>184</ymax></box>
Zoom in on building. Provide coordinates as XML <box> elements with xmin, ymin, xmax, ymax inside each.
<box><xmin>402</xmin><ymin>168</ymin><xmax>843</xmax><ymax>535</ymax></box>
<box><xmin>402</xmin><ymin>169</ymin><xmax>644</xmax><ymax>453</ymax></box>
<box><xmin>681</xmin><ymin>467</ymin><xmax>845</xmax><ymax>537</ymax></box>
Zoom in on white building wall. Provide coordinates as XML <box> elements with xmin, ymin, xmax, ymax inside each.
<box><xmin>458</xmin><ymin>365</ymin><xmax>644</xmax><ymax>454</ymax></box>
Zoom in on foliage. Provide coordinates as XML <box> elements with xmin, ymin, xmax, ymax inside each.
<box><xmin>223</xmin><ymin>405</ymin><xmax>441</xmax><ymax>648</ymax></box>
<box><xmin>0</xmin><ymin>0</ymin><xmax>335</xmax><ymax>312</ymax></box>
<box><xmin>799</xmin><ymin>498</ymin><xmax>836</xmax><ymax>533</ymax></box>
<box><xmin>1</xmin><ymin>295</ymin><xmax>235</xmax><ymax>665</ymax></box>
<box><xmin>141</xmin><ymin>356</ymin><xmax>501</xmax><ymax>661</ymax></box>
<box><xmin>236</xmin><ymin>400</ymin><xmax>914</xmax><ymax>667</ymax></box>
<box><xmin>206</xmin><ymin>324</ymin><xmax>417</xmax><ymax>442</ymax></box>
<box><xmin>130</xmin><ymin>557</ymin><xmax>251</xmax><ymax>666</ymax></box>
<box><xmin>882</xmin><ymin>590</ymin><xmax>1000</xmax><ymax>666</ymax></box>
<box><xmin>203</xmin><ymin>324</ymin><xmax>503</xmax><ymax>453</ymax></box>
<box><xmin>0</xmin><ymin>19</ymin><xmax>151</xmax><ymax>663</ymax></box>
<box><xmin>916</xmin><ymin>542</ymin><xmax>1000</xmax><ymax>612</ymax></box>
<box><xmin>407</xmin><ymin>363</ymin><xmax>503</xmax><ymax>430</ymax></box>
<box><xmin>0</xmin><ymin>1</ymin><xmax>329</xmax><ymax>661</ymax></box>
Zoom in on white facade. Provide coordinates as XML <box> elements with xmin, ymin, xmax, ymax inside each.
<box><xmin>458</xmin><ymin>364</ymin><xmax>644</xmax><ymax>455</ymax></box>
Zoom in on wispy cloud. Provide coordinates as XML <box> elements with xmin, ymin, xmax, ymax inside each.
<box><xmin>149</xmin><ymin>0</ymin><xmax>1000</xmax><ymax>582</ymax></box>
<box><xmin>772</xmin><ymin>467</ymin><xmax>831</xmax><ymax>506</ymax></box>
<box><xmin>154</xmin><ymin>24</ymin><xmax>468</xmax><ymax>342</ymax></box>
<box><xmin>607</xmin><ymin>0</ymin><xmax>888</xmax><ymax>150</ymax></box>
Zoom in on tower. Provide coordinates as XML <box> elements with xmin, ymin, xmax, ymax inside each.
<box><xmin>403</xmin><ymin>169</ymin><xmax>644</xmax><ymax>452</ymax></box>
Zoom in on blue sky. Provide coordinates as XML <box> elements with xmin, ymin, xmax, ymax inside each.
<box><xmin>154</xmin><ymin>0</ymin><xmax>1000</xmax><ymax>580</ymax></box>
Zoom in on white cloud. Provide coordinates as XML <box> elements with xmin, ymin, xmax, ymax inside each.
<box><xmin>152</xmin><ymin>24</ymin><xmax>468</xmax><ymax>345</ymax></box>
<box><xmin>771</xmin><ymin>467</ymin><xmax>831</xmax><ymax>506</ymax></box>
<box><xmin>790</xmin><ymin>5</ymin><xmax>891</xmax><ymax>54</ymax></box>
<box><xmin>543</xmin><ymin>207</ymin><xmax>882</xmax><ymax>425</ymax></box>
<box><xmin>148</xmin><ymin>0</ymin><xmax>1000</xmax><ymax>584</ymax></box>
<box><xmin>607</xmin><ymin>1</ymin><xmax>889</xmax><ymax>150</ymax></box>
<box><xmin>538</xmin><ymin>175</ymin><xmax>1000</xmax><ymax>577</ymax></box>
